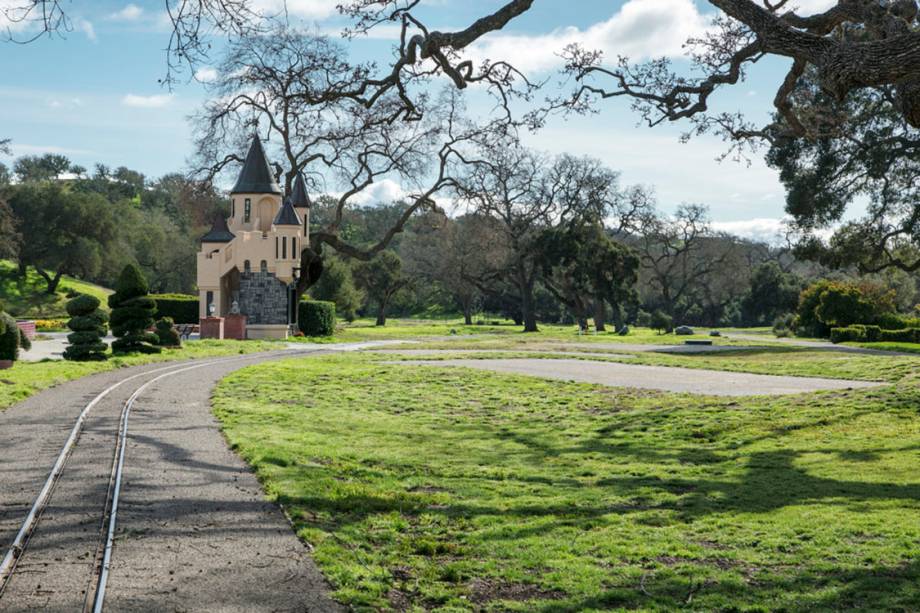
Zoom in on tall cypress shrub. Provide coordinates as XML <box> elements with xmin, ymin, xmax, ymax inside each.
<box><xmin>63</xmin><ymin>294</ymin><xmax>109</xmax><ymax>361</ymax></box>
<box><xmin>109</xmin><ymin>264</ymin><xmax>161</xmax><ymax>354</ymax></box>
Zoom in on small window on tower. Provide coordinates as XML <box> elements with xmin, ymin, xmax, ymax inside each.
<box><xmin>292</xmin><ymin>238</ymin><xmax>297</xmax><ymax>259</ymax></box>
<box><xmin>282</xmin><ymin>236</ymin><xmax>287</xmax><ymax>260</ymax></box>
<box><xmin>244</xmin><ymin>198</ymin><xmax>251</xmax><ymax>222</ymax></box>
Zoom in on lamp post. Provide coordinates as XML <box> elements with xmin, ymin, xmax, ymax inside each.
<box><xmin>289</xmin><ymin>266</ymin><xmax>301</xmax><ymax>329</ymax></box>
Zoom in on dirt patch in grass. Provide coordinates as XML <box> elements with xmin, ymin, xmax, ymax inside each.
<box><xmin>468</xmin><ymin>578</ymin><xmax>565</xmax><ymax>604</ymax></box>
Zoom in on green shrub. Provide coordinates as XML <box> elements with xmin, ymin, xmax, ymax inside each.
<box><xmin>815</xmin><ymin>285</ymin><xmax>875</xmax><ymax>327</ymax></box>
<box><xmin>878</xmin><ymin>328</ymin><xmax>918</xmax><ymax>343</ymax></box>
<box><xmin>0</xmin><ymin>312</ymin><xmax>20</xmax><ymax>361</ymax></box>
<box><xmin>298</xmin><ymin>300</ymin><xmax>336</xmax><ymax>336</ymax></box>
<box><xmin>635</xmin><ymin>310</ymin><xmax>652</xmax><ymax>328</ymax></box>
<box><xmin>108</xmin><ymin>264</ymin><xmax>160</xmax><ymax>355</ymax></box>
<box><xmin>876</xmin><ymin>312</ymin><xmax>920</xmax><ymax>330</ymax></box>
<box><xmin>151</xmin><ymin>294</ymin><xmax>199</xmax><ymax>324</ymax></box>
<box><xmin>154</xmin><ymin>317</ymin><xmax>181</xmax><ymax>347</ymax></box>
<box><xmin>862</xmin><ymin>325</ymin><xmax>881</xmax><ymax>342</ymax></box>
<box><xmin>830</xmin><ymin>326</ymin><xmax>867</xmax><ymax>343</ymax></box>
<box><xmin>66</xmin><ymin>294</ymin><xmax>101</xmax><ymax>317</ymax></box>
<box><xmin>649</xmin><ymin>309</ymin><xmax>673</xmax><ymax>334</ymax></box>
<box><xmin>64</xmin><ymin>293</ymin><xmax>109</xmax><ymax>361</ymax></box>
<box><xmin>772</xmin><ymin>313</ymin><xmax>796</xmax><ymax>337</ymax></box>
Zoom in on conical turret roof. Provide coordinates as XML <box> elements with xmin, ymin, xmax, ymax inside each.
<box><xmin>231</xmin><ymin>136</ymin><xmax>282</xmax><ymax>194</ymax></box>
<box><xmin>289</xmin><ymin>172</ymin><xmax>311</xmax><ymax>208</ymax></box>
<box><xmin>273</xmin><ymin>196</ymin><xmax>302</xmax><ymax>226</ymax></box>
<box><xmin>200</xmin><ymin>214</ymin><xmax>235</xmax><ymax>243</ymax></box>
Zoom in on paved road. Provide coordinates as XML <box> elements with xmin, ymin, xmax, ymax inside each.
<box><xmin>393</xmin><ymin>358</ymin><xmax>885</xmax><ymax>396</ymax></box>
<box><xmin>0</xmin><ymin>347</ymin><xmax>369</xmax><ymax>612</ymax></box>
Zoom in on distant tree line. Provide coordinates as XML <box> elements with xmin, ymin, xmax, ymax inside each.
<box><xmin>0</xmin><ymin>153</ymin><xmax>225</xmax><ymax>295</ymax></box>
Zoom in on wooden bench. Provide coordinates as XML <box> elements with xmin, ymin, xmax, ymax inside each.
<box><xmin>176</xmin><ymin>324</ymin><xmax>198</xmax><ymax>340</ymax></box>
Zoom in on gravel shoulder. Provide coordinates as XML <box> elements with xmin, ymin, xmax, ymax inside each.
<box><xmin>392</xmin><ymin>358</ymin><xmax>884</xmax><ymax>396</ymax></box>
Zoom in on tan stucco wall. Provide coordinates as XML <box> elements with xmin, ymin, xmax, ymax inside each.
<box><xmin>197</xmin><ymin>191</ymin><xmax>305</xmax><ymax>319</ymax></box>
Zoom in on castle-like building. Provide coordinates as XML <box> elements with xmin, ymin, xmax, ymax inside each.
<box><xmin>196</xmin><ymin>136</ymin><xmax>310</xmax><ymax>339</ymax></box>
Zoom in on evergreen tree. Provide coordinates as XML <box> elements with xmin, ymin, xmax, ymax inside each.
<box><xmin>109</xmin><ymin>264</ymin><xmax>161</xmax><ymax>354</ymax></box>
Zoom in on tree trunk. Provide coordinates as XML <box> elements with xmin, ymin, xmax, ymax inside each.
<box><xmin>520</xmin><ymin>281</ymin><xmax>538</xmax><ymax>332</ymax></box>
<box><xmin>36</xmin><ymin>268</ymin><xmax>63</xmax><ymax>294</ymax></box>
<box><xmin>594</xmin><ymin>300</ymin><xmax>606</xmax><ymax>332</ymax></box>
<box><xmin>17</xmin><ymin>261</ymin><xmax>27</xmax><ymax>277</ymax></box>
<box><xmin>463</xmin><ymin>304</ymin><xmax>473</xmax><ymax>326</ymax></box>
<box><xmin>376</xmin><ymin>298</ymin><xmax>389</xmax><ymax>326</ymax></box>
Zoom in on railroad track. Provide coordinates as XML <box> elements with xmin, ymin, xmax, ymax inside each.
<box><xmin>0</xmin><ymin>350</ymin><xmax>313</xmax><ymax>612</ymax></box>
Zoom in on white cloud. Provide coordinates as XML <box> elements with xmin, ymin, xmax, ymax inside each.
<box><xmin>194</xmin><ymin>67</ymin><xmax>219</xmax><ymax>83</ymax></box>
<box><xmin>108</xmin><ymin>4</ymin><xmax>144</xmax><ymax>21</ymax></box>
<box><xmin>711</xmin><ymin>218</ymin><xmax>790</xmax><ymax>243</ymax></box>
<box><xmin>788</xmin><ymin>0</ymin><xmax>837</xmax><ymax>15</ymax></box>
<box><xmin>47</xmin><ymin>97</ymin><xmax>83</xmax><ymax>109</ymax></box>
<box><xmin>75</xmin><ymin>18</ymin><xmax>96</xmax><ymax>41</ymax></box>
<box><xmin>466</xmin><ymin>0</ymin><xmax>710</xmax><ymax>73</ymax></box>
<box><xmin>349</xmin><ymin>179</ymin><xmax>407</xmax><ymax>205</ymax></box>
<box><xmin>122</xmin><ymin>93</ymin><xmax>174</xmax><ymax>108</ymax></box>
<box><xmin>250</xmin><ymin>0</ymin><xmax>339</xmax><ymax>20</ymax></box>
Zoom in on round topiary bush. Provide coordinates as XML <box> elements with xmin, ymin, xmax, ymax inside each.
<box><xmin>108</xmin><ymin>264</ymin><xmax>161</xmax><ymax>355</ymax></box>
<box><xmin>154</xmin><ymin>317</ymin><xmax>181</xmax><ymax>347</ymax></box>
<box><xmin>298</xmin><ymin>300</ymin><xmax>336</xmax><ymax>337</ymax></box>
<box><xmin>0</xmin><ymin>312</ymin><xmax>20</xmax><ymax>364</ymax></box>
<box><xmin>63</xmin><ymin>293</ymin><xmax>109</xmax><ymax>361</ymax></box>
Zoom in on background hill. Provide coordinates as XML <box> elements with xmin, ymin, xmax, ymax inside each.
<box><xmin>0</xmin><ymin>260</ymin><xmax>112</xmax><ymax>319</ymax></box>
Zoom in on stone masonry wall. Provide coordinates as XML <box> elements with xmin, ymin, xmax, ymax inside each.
<box><xmin>238</xmin><ymin>271</ymin><xmax>289</xmax><ymax>325</ymax></box>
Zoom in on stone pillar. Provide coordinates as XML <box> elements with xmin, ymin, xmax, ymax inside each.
<box><xmin>200</xmin><ymin>317</ymin><xmax>225</xmax><ymax>340</ymax></box>
<box><xmin>224</xmin><ymin>314</ymin><xmax>247</xmax><ymax>340</ymax></box>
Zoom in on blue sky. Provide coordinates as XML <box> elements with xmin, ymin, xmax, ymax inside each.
<box><xmin>0</xmin><ymin>0</ymin><xmax>832</xmax><ymax>239</ymax></box>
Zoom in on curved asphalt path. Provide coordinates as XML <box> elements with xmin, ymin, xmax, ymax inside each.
<box><xmin>0</xmin><ymin>349</ymin><xmax>348</xmax><ymax>612</ymax></box>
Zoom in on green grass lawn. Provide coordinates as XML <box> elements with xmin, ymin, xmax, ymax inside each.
<box><xmin>376</xmin><ymin>347</ymin><xmax>918</xmax><ymax>383</ymax></box>
<box><xmin>0</xmin><ymin>339</ymin><xmax>281</xmax><ymax>412</ymax></box>
<box><xmin>213</xmin><ymin>351</ymin><xmax>920</xmax><ymax>611</ymax></box>
<box><xmin>326</xmin><ymin>319</ymin><xmax>752</xmax><ymax>346</ymax></box>
<box><xmin>0</xmin><ymin>260</ymin><xmax>112</xmax><ymax>319</ymax></box>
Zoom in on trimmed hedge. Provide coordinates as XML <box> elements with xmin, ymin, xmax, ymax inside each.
<box><xmin>152</xmin><ymin>294</ymin><xmax>199</xmax><ymax>324</ymax></box>
<box><xmin>831</xmin><ymin>325</ymin><xmax>920</xmax><ymax>344</ymax></box>
<box><xmin>878</xmin><ymin>328</ymin><xmax>920</xmax><ymax>343</ymax></box>
<box><xmin>298</xmin><ymin>300</ymin><xmax>336</xmax><ymax>337</ymax></box>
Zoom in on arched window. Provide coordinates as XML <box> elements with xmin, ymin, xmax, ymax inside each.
<box><xmin>260</xmin><ymin>260</ymin><xmax>268</xmax><ymax>273</ymax></box>
<box><xmin>243</xmin><ymin>260</ymin><xmax>251</xmax><ymax>273</ymax></box>
<box><xmin>244</xmin><ymin>198</ymin><xmax>252</xmax><ymax>223</ymax></box>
